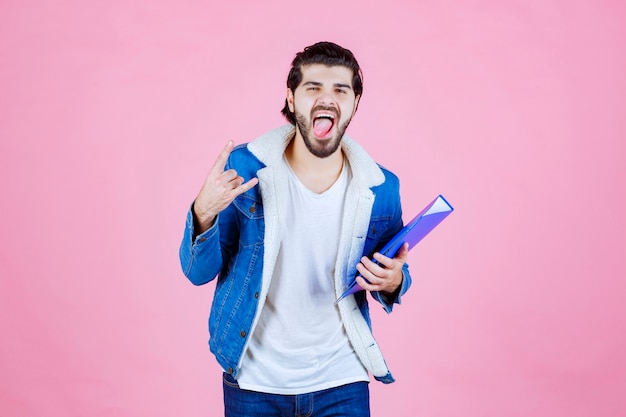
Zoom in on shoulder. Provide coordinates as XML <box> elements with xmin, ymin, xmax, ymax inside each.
<box><xmin>224</xmin><ymin>144</ymin><xmax>264</xmax><ymax>205</ymax></box>
<box><xmin>369</xmin><ymin>163</ymin><xmax>402</xmax><ymax>222</ymax></box>
<box><xmin>226</xmin><ymin>144</ymin><xmax>264</xmax><ymax>178</ymax></box>
<box><xmin>225</xmin><ymin>125</ymin><xmax>294</xmax><ymax>185</ymax></box>
<box><xmin>373</xmin><ymin>163</ymin><xmax>401</xmax><ymax>194</ymax></box>
<box><xmin>377</xmin><ymin>163</ymin><xmax>400</xmax><ymax>183</ymax></box>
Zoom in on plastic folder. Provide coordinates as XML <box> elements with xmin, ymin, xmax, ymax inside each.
<box><xmin>336</xmin><ymin>194</ymin><xmax>454</xmax><ymax>303</ymax></box>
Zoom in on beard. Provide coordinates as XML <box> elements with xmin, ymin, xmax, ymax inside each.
<box><xmin>294</xmin><ymin>106</ymin><xmax>352</xmax><ymax>159</ymax></box>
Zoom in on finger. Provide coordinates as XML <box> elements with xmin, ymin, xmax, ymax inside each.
<box><xmin>356</xmin><ymin>262</ymin><xmax>384</xmax><ymax>285</ymax></box>
<box><xmin>356</xmin><ymin>275</ymin><xmax>372</xmax><ymax>290</ymax></box>
<box><xmin>394</xmin><ymin>242</ymin><xmax>409</xmax><ymax>261</ymax></box>
<box><xmin>220</xmin><ymin>169</ymin><xmax>240</xmax><ymax>184</ymax></box>
<box><xmin>372</xmin><ymin>252</ymin><xmax>395</xmax><ymax>269</ymax></box>
<box><xmin>209</xmin><ymin>141</ymin><xmax>235</xmax><ymax>176</ymax></box>
<box><xmin>226</xmin><ymin>175</ymin><xmax>245</xmax><ymax>189</ymax></box>
<box><xmin>237</xmin><ymin>177</ymin><xmax>259</xmax><ymax>194</ymax></box>
<box><xmin>356</xmin><ymin>275</ymin><xmax>381</xmax><ymax>292</ymax></box>
<box><xmin>228</xmin><ymin>177</ymin><xmax>256</xmax><ymax>196</ymax></box>
<box><xmin>373</xmin><ymin>242</ymin><xmax>409</xmax><ymax>266</ymax></box>
<box><xmin>360</xmin><ymin>255</ymin><xmax>386</xmax><ymax>276</ymax></box>
<box><xmin>225</xmin><ymin>177</ymin><xmax>258</xmax><ymax>201</ymax></box>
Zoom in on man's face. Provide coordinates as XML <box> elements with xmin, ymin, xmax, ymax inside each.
<box><xmin>287</xmin><ymin>64</ymin><xmax>360</xmax><ymax>158</ymax></box>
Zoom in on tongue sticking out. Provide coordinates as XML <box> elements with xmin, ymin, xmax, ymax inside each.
<box><xmin>313</xmin><ymin>118</ymin><xmax>333</xmax><ymax>138</ymax></box>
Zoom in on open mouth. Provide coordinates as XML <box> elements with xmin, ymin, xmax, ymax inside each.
<box><xmin>312</xmin><ymin>112</ymin><xmax>336</xmax><ymax>139</ymax></box>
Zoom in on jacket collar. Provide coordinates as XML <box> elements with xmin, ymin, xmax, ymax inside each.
<box><xmin>247</xmin><ymin>125</ymin><xmax>385</xmax><ymax>188</ymax></box>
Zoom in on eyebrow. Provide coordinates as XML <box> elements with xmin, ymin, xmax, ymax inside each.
<box><xmin>302</xmin><ymin>81</ymin><xmax>353</xmax><ymax>90</ymax></box>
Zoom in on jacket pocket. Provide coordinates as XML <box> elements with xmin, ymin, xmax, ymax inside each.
<box><xmin>364</xmin><ymin>216</ymin><xmax>393</xmax><ymax>256</ymax></box>
<box><xmin>232</xmin><ymin>193</ymin><xmax>264</xmax><ymax>247</ymax></box>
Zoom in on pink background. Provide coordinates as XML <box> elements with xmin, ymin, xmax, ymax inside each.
<box><xmin>1</xmin><ymin>1</ymin><xmax>625</xmax><ymax>416</ymax></box>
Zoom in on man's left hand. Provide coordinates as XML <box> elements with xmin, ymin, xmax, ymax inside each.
<box><xmin>355</xmin><ymin>242</ymin><xmax>409</xmax><ymax>297</ymax></box>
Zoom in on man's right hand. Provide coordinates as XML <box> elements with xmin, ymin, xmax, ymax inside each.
<box><xmin>193</xmin><ymin>141</ymin><xmax>259</xmax><ymax>234</ymax></box>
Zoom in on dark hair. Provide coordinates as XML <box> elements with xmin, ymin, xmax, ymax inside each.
<box><xmin>281</xmin><ymin>41</ymin><xmax>363</xmax><ymax>125</ymax></box>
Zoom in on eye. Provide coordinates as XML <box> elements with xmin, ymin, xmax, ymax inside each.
<box><xmin>335</xmin><ymin>88</ymin><xmax>347</xmax><ymax>95</ymax></box>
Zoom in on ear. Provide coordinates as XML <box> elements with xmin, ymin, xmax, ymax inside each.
<box><xmin>286</xmin><ymin>88</ymin><xmax>295</xmax><ymax>112</ymax></box>
<box><xmin>352</xmin><ymin>95</ymin><xmax>361</xmax><ymax>116</ymax></box>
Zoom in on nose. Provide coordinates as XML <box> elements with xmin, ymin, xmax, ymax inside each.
<box><xmin>316</xmin><ymin>92</ymin><xmax>337</xmax><ymax>108</ymax></box>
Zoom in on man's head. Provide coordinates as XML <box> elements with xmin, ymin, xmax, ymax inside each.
<box><xmin>281</xmin><ymin>41</ymin><xmax>363</xmax><ymax>125</ymax></box>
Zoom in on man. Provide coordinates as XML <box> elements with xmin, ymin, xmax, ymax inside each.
<box><xmin>179</xmin><ymin>41</ymin><xmax>412</xmax><ymax>417</ymax></box>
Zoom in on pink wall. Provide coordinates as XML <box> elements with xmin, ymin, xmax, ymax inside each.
<box><xmin>1</xmin><ymin>1</ymin><xmax>625</xmax><ymax>416</ymax></box>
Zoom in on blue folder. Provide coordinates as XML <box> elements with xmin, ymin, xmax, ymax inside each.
<box><xmin>336</xmin><ymin>194</ymin><xmax>454</xmax><ymax>302</ymax></box>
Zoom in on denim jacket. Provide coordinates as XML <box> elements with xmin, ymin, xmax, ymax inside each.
<box><xmin>179</xmin><ymin>125</ymin><xmax>412</xmax><ymax>383</ymax></box>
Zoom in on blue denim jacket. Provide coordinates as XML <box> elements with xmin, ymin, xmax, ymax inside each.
<box><xmin>179</xmin><ymin>126</ymin><xmax>412</xmax><ymax>383</ymax></box>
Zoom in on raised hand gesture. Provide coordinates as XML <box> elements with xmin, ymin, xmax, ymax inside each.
<box><xmin>192</xmin><ymin>141</ymin><xmax>259</xmax><ymax>234</ymax></box>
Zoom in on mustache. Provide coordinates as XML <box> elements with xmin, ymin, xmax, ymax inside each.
<box><xmin>311</xmin><ymin>105</ymin><xmax>340</xmax><ymax>118</ymax></box>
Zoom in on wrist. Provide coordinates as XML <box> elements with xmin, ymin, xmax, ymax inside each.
<box><xmin>192</xmin><ymin>203</ymin><xmax>216</xmax><ymax>234</ymax></box>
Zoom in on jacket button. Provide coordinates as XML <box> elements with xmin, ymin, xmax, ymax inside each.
<box><xmin>227</xmin><ymin>367</ymin><xmax>233</xmax><ymax>374</ymax></box>
<box><xmin>198</xmin><ymin>237</ymin><xmax>206</xmax><ymax>242</ymax></box>
<box><xmin>240</xmin><ymin>330</ymin><xmax>246</xmax><ymax>338</ymax></box>
<box><xmin>249</xmin><ymin>204</ymin><xmax>256</xmax><ymax>213</ymax></box>
<box><xmin>254</xmin><ymin>292</ymin><xmax>259</xmax><ymax>299</ymax></box>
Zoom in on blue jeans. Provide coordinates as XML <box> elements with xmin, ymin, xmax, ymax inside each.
<box><xmin>222</xmin><ymin>373</ymin><xmax>370</xmax><ymax>417</ymax></box>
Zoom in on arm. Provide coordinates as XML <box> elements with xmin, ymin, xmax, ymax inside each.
<box><xmin>192</xmin><ymin>141</ymin><xmax>258</xmax><ymax>234</ymax></box>
<box><xmin>179</xmin><ymin>205</ymin><xmax>222</xmax><ymax>285</ymax></box>
<box><xmin>179</xmin><ymin>141</ymin><xmax>258</xmax><ymax>285</ymax></box>
<box><xmin>355</xmin><ymin>172</ymin><xmax>413</xmax><ymax>312</ymax></box>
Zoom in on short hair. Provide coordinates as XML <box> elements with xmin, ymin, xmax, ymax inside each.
<box><xmin>281</xmin><ymin>41</ymin><xmax>363</xmax><ymax>125</ymax></box>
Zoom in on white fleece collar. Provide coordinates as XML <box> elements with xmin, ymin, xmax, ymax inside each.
<box><xmin>247</xmin><ymin>125</ymin><xmax>385</xmax><ymax>188</ymax></box>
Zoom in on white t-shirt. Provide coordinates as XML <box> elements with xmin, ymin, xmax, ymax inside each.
<box><xmin>237</xmin><ymin>159</ymin><xmax>369</xmax><ymax>394</ymax></box>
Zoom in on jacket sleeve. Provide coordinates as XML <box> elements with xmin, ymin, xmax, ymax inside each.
<box><xmin>178</xmin><ymin>205</ymin><xmax>224</xmax><ymax>285</ymax></box>
<box><xmin>371</xmin><ymin>264</ymin><xmax>412</xmax><ymax>313</ymax></box>
<box><xmin>369</xmin><ymin>173</ymin><xmax>413</xmax><ymax>313</ymax></box>
<box><xmin>178</xmin><ymin>144</ymin><xmax>257</xmax><ymax>287</ymax></box>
